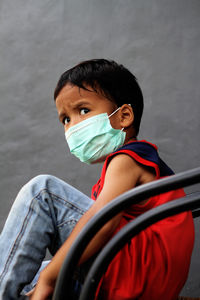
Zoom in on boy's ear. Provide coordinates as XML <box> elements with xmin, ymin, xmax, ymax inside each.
<box><xmin>119</xmin><ymin>104</ymin><xmax>134</xmax><ymax>129</ymax></box>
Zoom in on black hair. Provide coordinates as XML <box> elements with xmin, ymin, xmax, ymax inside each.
<box><xmin>54</xmin><ymin>59</ymin><xmax>144</xmax><ymax>135</ymax></box>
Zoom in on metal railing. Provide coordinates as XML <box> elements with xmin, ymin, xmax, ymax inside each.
<box><xmin>53</xmin><ymin>167</ymin><xmax>200</xmax><ymax>300</ymax></box>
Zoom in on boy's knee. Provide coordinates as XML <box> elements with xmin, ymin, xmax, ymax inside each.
<box><xmin>28</xmin><ymin>174</ymin><xmax>54</xmax><ymax>186</ymax></box>
<box><xmin>7</xmin><ymin>175</ymin><xmax>58</xmax><ymax>219</ymax></box>
<box><xmin>20</xmin><ymin>174</ymin><xmax>57</xmax><ymax>197</ymax></box>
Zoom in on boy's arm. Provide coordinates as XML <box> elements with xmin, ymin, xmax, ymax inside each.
<box><xmin>30</xmin><ymin>154</ymin><xmax>145</xmax><ymax>300</ymax></box>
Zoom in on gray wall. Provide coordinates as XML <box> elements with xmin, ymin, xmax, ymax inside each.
<box><xmin>0</xmin><ymin>0</ymin><xmax>199</xmax><ymax>296</ymax></box>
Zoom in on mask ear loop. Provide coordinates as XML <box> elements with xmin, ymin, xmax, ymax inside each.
<box><xmin>109</xmin><ymin>104</ymin><xmax>132</xmax><ymax>118</ymax></box>
<box><xmin>109</xmin><ymin>104</ymin><xmax>132</xmax><ymax>130</ymax></box>
<box><xmin>108</xmin><ymin>107</ymin><xmax>121</xmax><ymax>118</ymax></box>
<box><xmin>109</xmin><ymin>104</ymin><xmax>132</xmax><ymax>116</ymax></box>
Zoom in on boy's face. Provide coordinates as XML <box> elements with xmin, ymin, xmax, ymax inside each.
<box><xmin>56</xmin><ymin>84</ymin><xmax>122</xmax><ymax>132</ymax></box>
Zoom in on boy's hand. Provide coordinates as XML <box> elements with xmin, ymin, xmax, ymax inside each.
<box><xmin>28</xmin><ymin>285</ymin><xmax>54</xmax><ymax>300</ymax></box>
<box><xmin>28</xmin><ymin>267</ymin><xmax>56</xmax><ymax>300</ymax></box>
<box><xmin>28</xmin><ymin>281</ymin><xmax>54</xmax><ymax>300</ymax></box>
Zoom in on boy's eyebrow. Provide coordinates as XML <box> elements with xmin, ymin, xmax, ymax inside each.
<box><xmin>57</xmin><ymin>99</ymin><xmax>92</xmax><ymax>120</ymax></box>
<box><xmin>70</xmin><ymin>99</ymin><xmax>92</xmax><ymax>107</ymax></box>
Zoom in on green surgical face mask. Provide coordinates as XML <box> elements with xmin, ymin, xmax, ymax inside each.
<box><xmin>65</xmin><ymin>107</ymin><xmax>126</xmax><ymax>164</ymax></box>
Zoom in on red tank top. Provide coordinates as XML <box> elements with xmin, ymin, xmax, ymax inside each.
<box><xmin>91</xmin><ymin>140</ymin><xmax>194</xmax><ymax>300</ymax></box>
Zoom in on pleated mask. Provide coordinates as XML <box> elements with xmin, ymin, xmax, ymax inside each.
<box><xmin>65</xmin><ymin>107</ymin><xmax>126</xmax><ymax>164</ymax></box>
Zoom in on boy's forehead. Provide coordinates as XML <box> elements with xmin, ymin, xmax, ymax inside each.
<box><xmin>56</xmin><ymin>84</ymin><xmax>85</xmax><ymax>109</ymax></box>
<box><xmin>55</xmin><ymin>84</ymin><xmax>112</xmax><ymax>109</ymax></box>
<box><xmin>56</xmin><ymin>84</ymin><xmax>79</xmax><ymax>103</ymax></box>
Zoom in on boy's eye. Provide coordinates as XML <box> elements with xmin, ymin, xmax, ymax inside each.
<box><xmin>80</xmin><ymin>108</ymin><xmax>89</xmax><ymax>115</ymax></box>
<box><xmin>63</xmin><ymin>116</ymin><xmax>70</xmax><ymax>125</ymax></box>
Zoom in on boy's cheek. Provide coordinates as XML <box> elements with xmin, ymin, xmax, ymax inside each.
<box><xmin>109</xmin><ymin>117</ymin><xmax>121</xmax><ymax>130</ymax></box>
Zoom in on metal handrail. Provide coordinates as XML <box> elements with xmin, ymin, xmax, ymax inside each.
<box><xmin>80</xmin><ymin>191</ymin><xmax>200</xmax><ymax>300</ymax></box>
<box><xmin>52</xmin><ymin>167</ymin><xmax>200</xmax><ymax>300</ymax></box>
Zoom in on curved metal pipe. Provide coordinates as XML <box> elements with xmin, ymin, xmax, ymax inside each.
<box><xmin>80</xmin><ymin>192</ymin><xmax>200</xmax><ymax>300</ymax></box>
<box><xmin>53</xmin><ymin>167</ymin><xmax>200</xmax><ymax>300</ymax></box>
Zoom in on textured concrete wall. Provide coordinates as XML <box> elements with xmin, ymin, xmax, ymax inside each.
<box><xmin>0</xmin><ymin>0</ymin><xmax>200</xmax><ymax>296</ymax></box>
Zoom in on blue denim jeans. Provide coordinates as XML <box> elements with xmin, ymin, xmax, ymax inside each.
<box><xmin>0</xmin><ymin>175</ymin><xmax>94</xmax><ymax>299</ymax></box>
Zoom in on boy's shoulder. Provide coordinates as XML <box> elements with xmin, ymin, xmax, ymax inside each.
<box><xmin>91</xmin><ymin>141</ymin><xmax>158</xmax><ymax>201</ymax></box>
<box><xmin>108</xmin><ymin>140</ymin><xmax>174</xmax><ymax>178</ymax></box>
<box><xmin>106</xmin><ymin>140</ymin><xmax>160</xmax><ymax>178</ymax></box>
<box><xmin>93</xmin><ymin>152</ymin><xmax>155</xmax><ymax>207</ymax></box>
<box><xmin>91</xmin><ymin>140</ymin><xmax>174</xmax><ymax>201</ymax></box>
<box><xmin>106</xmin><ymin>151</ymin><xmax>156</xmax><ymax>190</ymax></box>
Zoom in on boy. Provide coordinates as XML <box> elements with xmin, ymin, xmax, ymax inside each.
<box><xmin>0</xmin><ymin>59</ymin><xmax>194</xmax><ymax>300</ymax></box>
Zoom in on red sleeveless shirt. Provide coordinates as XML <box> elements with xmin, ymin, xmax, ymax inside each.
<box><xmin>91</xmin><ymin>140</ymin><xmax>194</xmax><ymax>300</ymax></box>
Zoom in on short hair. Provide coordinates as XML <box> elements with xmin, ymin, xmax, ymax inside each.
<box><xmin>54</xmin><ymin>59</ymin><xmax>144</xmax><ymax>136</ymax></box>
